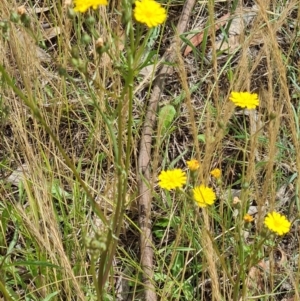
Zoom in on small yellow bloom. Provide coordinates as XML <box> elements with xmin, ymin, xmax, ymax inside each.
<box><xmin>158</xmin><ymin>169</ymin><xmax>186</xmax><ymax>191</ymax></box>
<box><xmin>134</xmin><ymin>0</ymin><xmax>167</xmax><ymax>28</ymax></box>
<box><xmin>210</xmin><ymin>168</ymin><xmax>221</xmax><ymax>179</ymax></box>
<box><xmin>73</xmin><ymin>0</ymin><xmax>108</xmax><ymax>13</ymax></box>
<box><xmin>264</xmin><ymin>211</ymin><xmax>291</xmax><ymax>236</ymax></box>
<box><xmin>186</xmin><ymin>159</ymin><xmax>200</xmax><ymax>171</ymax></box>
<box><xmin>229</xmin><ymin>91</ymin><xmax>259</xmax><ymax>109</ymax></box>
<box><xmin>243</xmin><ymin>214</ymin><xmax>254</xmax><ymax>223</ymax></box>
<box><xmin>193</xmin><ymin>185</ymin><xmax>216</xmax><ymax>207</ymax></box>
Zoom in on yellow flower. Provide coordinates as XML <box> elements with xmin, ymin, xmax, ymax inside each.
<box><xmin>264</xmin><ymin>211</ymin><xmax>291</xmax><ymax>236</ymax></box>
<box><xmin>158</xmin><ymin>169</ymin><xmax>186</xmax><ymax>190</ymax></box>
<box><xmin>73</xmin><ymin>0</ymin><xmax>107</xmax><ymax>12</ymax></box>
<box><xmin>134</xmin><ymin>0</ymin><xmax>167</xmax><ymax>28</ymax></box>
<box><xmin>243</xmin><ymin>214</ymin><xmax>254</xmax><ymax>223</ymax></box>
<box><xmin>193</xmin><ymin>185</ymin><xmax>216</xmax><ymax>207</ymax></box>
<box><xmin>210</xmin><ymin>168</ymin><xmax>221</xmax><ymax>179</ymax></box>
<box><xmin>186</xmin><ymin>159</ymin><xmax>200</xmax><ymax>171</ymax></box>
<box><xmin>229</xmin><ymin>91</ymin><xmax>259</xmax><ymax>109</ymax></box>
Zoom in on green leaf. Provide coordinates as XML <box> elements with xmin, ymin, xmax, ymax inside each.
<box><xmin>197</xmin><ymin>134</ymin><xmax>206</xmax><ymax>143</ymax></box>
<box><xmin>5</xmin><ymin>260</ymin><xmax>61</xmax><ymax>269</ymax></box>
<box><xmin>158</xmin><ymin>105</ymin><xmax>176</xmax><ymax>137</ymax></box>
<box><xmin>51</xmin><ymin>180</ymin><xmax>72</xmax><ymax>200</ymax></box>
<box><xmin>42</xmin><ymin>291</ymin><xmax>60</xmax><ymax>301</ymax></box>
<box><xmin>154</xmin><ymin>217</ymin><xmax>170</xmax><ymax>228</ymax></box>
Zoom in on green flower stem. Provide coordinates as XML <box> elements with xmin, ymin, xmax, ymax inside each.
<box><xmin>97</xmin><ymin>1</ymin><xmax>136</xmax><ymax>297</ymax></box>
<box><xmin>233</xmin><ymin>232</ymin><xmax>269</xmax><ymax>301</ymax></box>
<box><xmin>82</xmin><ymin>58</ymin><xmax>122</xmax><ymax>301</ymax></box>
<box><xmin>0</xmin><ymin>279</ymin><xmax>13</xmax><ymax>301</ymax></box>
<box><xmin>232</xmin><ymin>112</ymin><xmax>251</xmax><ymax>301</ymax></box>
<box><xmin>86</xmin><ymin>84</ymin><xmax>119</xmax><ymax>161</ymax></box>
<box><xmin>239</xmin><ymin>112</ymin><xmax>251</xmax><ymax>220</ymax></box>
<box><xmin>91</xmin><ymin>259</ymin><xmax>101</xmax><ymax>299</ymax></box>
<box><xmin>133</xmin><ymin>26</ymin><xmax>152</xmax><ymax>69</ymax></box>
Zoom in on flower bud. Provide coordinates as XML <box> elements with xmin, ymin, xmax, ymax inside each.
<box><xmin>95</xmin><ymin>37</ymin><xmax>104</xmax><ymax>48</ymax></box>
<box><xmin>71</xmin><ymin>57</ymin><xmax>79</xmax><ymax>68</ymax></box>
<box><xmin>0</xmin><ymin>21</ymin><xmax>8</xmax><ymax>31</ymax></box>
<box><xmin>77</xmin><ymin>59</ymin><xmax>87</xmax><ymax>73</ymax></box>
<box><xmin>81</xmin><ymin>33</ymin><xmax>91</xmax><ymax>45</ymax></box>
<box><xmin>242</xmin><ymin>182</ymin><xmax>249</xmax><ymax>189</ymax></box>
<box><xmin>67</xmin><ymin>8</ymin><xmax>76</xmax><ymax>19</ymax></box>
<box><xmin>58</xmin><ymin>66</ymin><xmax>67</xmax><ymax>77</ymax></box>
<box><xmin>71</xmin><ymin>46</ymin><xmax>80</xmax><ymax>59</ymax></box>
<box><xmin>218</xmin><ymin>121</ymin><xmax>226</xmax><ymax>129</ymax></box>
<box><xmin>95</xmin><ymin>37</ymin><xmax>107</xmax><ymax>55</ymax></box>
<box><xmin>269</xmin><ymin>112</ymin><xmax>277</xmax><ymax>120</ymax></box>
<box><xmin>10</xmin><ymin>12</ymin><xmax>20</xmax><ymax>23</ymax></box>
<box><xmin>85</xmin><ymin>16</ymin><xmax>96</xmax><ymax>26</ymax></box>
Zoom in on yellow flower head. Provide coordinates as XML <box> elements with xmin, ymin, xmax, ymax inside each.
<box><xmin>264</xmin><ymin>211</ymin><xmax>291</xmax><ymax>236</ymax></box>
<box><xmin>186</xmin><ymin>159</ymin><xmax>200</xmax><ymax>171</ymax></box>
<box><xmin>193</xmin><ymin>185</ymin><xmax>216</xmax><ymax>207</ymax></box>
<box><xmin>134</xmin><ymin>0</ymin><xmax>167</xmax><ymax>28</ymax></box>
<box><xmin>158</xmin><ymin>169</ymin><xmax>186</xmax><ymax>191</ymax></box>
<box><xmin>73</xmin><ymin>0</ymin><xmax>108</xmax><ymax>12</ymax></box>
<box><xmin>210</xmin><ymin>168</ymin><xmax>221</xmax><ymax>179</ymax></box>
<box><xmin>243</xmin><ymin>214</ymin><xmax>254</xmax><ymax>223</ymax></box>
<box><xmin>229</xmin><ymin>91</ymin><xmax>259</xmax><ymax>109</ymax></box>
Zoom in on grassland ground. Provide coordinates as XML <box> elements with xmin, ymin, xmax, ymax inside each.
<box><xmin>0</xmin><ymin>0</ymin><xmax>300</xmax><ymax>300</ymax></box>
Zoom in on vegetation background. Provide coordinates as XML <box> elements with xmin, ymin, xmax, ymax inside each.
<box><xmin>0</xmin><ymin>0</ymin><xmax>299</xmax><ymax>300</ymax></box>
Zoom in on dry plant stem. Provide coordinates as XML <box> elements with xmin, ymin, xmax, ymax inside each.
<box><xmin>175</xmin><ymin>42</ymin><xmax>202</xmax><ymax>175</ymax></box>
<box><xmin>137</xmin><ymin>1</ymin><xmax>196</xmax><ymax>300</ymax></box>
<box><xmin>207</xmin><ymin>0</ymin><xmax>219</xmax><ymax>105</ymax></box>
<box><xmin>202</xmin><ymin>210</ymin><xmax>223</xmax><ymax>301</ymax></box>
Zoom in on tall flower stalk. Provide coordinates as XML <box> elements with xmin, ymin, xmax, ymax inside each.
<box><xmin>96</xmin><ymin>0</ymin><xmax>167</xmax><ymax>298</ymax></box>
<box><xmin>96</xmin><ymin>1</ymin><xmax>135</xmax><ymax>298</ymax></box>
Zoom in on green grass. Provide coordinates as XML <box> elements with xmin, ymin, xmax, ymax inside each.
<box><xmin>0</xmin><ymin>0</ymin><xmax>300</xmax><ymax>300</ymax></box>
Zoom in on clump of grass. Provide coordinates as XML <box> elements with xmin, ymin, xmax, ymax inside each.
<box><xmin>0</xmin><ymin>0</ymin><xmax>299</xmax><ymax>300</ymax></box>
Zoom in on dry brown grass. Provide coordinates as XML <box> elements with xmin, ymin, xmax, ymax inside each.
<box><xmin>0</xmin><ymin>0</ymin><xmax>299</xmax><ymax>300</ymax></box>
